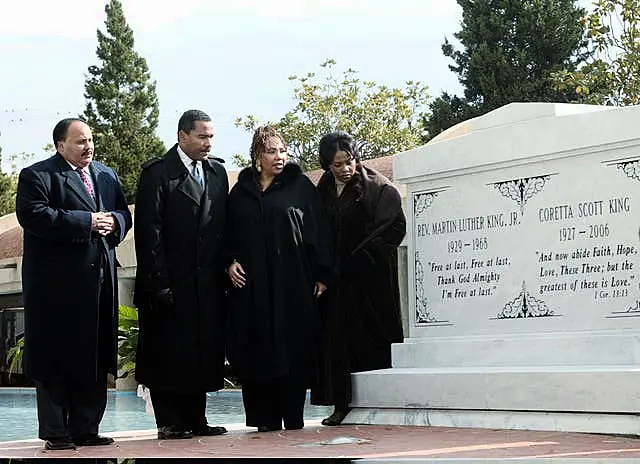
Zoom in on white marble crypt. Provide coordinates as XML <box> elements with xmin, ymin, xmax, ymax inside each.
<box><xmin>346</xmin><ymin>102</ymin><xmax>640</xmax><ymax>434</ymax></box>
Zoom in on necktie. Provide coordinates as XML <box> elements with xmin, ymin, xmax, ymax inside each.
<box><xmin>76</xmin><ymin>167</ymin><xmax>95</xmax><ymax>200</ymax></box>
<box><xmin>191</xmin><ymin>161</ymin><xmax>203</xmax><ymax>187</ymax></box>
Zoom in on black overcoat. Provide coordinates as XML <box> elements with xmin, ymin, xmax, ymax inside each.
<box><xmin>226</xmin><ymin>164</ymin><xmax>332</xmax><ymax>385</ymax></box>
<box><xmin>311</xmin><ymin>164</ymin><xmax>406</xmax><ymax>405</ymax></box>
<box><xmin>133</xmin><ymin>145</ymin><xmax>228</xmax><ymax>392</ymax></box>
<box><xmin>16</xmin><ymin>154</ymin><xmax>132</xmax><ymax>383</ymax></box>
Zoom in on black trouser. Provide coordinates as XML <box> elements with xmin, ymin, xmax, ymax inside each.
<box><xmin>241</xmin><ymin>375</ymin><xmax>307</xmax><ymax>429</ymax></box>
<box><xmin>35</xmin><ymin>275</ymin><xmax>111</xmax><ymax>441</ymax></box>
<box><xmin>149</xmin><ymin>390</ymin><xmax>208</xmax><ymax>430</ymax></box>
<box><xmin>331</xmin><ymin>368</ymin><xmax>352</xmax><ymax>411</ymax></box>
<box><xmin>35</xmin><ymin>371</ymin><xmax>108</xmax><ymax>440</ymax></box>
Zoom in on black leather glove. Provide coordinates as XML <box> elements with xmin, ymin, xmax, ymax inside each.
<box><xmin>151</xmin><ymin>288</ymin><xmax>174</xmax><ymax>311</ymax></box>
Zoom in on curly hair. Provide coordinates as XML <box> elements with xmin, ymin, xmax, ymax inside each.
<box><xmin>250</xmin><ymin>126</ymin><xmax>287</xmax><ymax>171</ymax></box>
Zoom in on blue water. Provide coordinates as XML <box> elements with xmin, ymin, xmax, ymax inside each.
<box><xmin>0</xmin><ymin>388</ymin><xmax>332</xmax><ymax>442</ymax></box>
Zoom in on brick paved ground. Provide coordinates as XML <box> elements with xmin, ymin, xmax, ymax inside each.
<box><xmin>1</xmin><ymin>420</ymin><xmax>640</xmax><ymax>460</ymax></box>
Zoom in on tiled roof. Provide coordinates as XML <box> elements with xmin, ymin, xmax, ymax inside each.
<box><xmin>0</xmin><ymin>227</ymin><xmax>23</xmax><ymax>260</ymax></box>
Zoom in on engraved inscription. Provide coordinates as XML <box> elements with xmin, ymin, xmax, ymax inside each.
<box><xmin>534</xmin><ymin>196</ymin><xmax>636</xmax><ymax>303</ymax></box>
<box><xmin>413</xmin><ymin>175</ymin><xmax>638</xmax><ymax>327</ymax></box>
<box><xmin>413</xmin><ymin>197</ymin><xmax>521</xmax><ymax>307</ymax></box>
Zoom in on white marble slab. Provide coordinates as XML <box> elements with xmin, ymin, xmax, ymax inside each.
<box><xmin>351</xmin><ymin>367</ymin><xmax>640</xmax><ymax>412</ymax></box>
<box><xmin>392</xmin><ymin>331</ymin><xmax>640</xmax><ymax>367</ymax></box>
<box><xmin>346</xmin><ymin>406</ymin><xmax>640</xmax><ymax>435</ymax></box>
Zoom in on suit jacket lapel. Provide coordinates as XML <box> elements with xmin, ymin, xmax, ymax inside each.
<box><xmin>56</xmin><ymin>154</ymin><xmax>97</xmax><ymax>211</ymax></box>
<box><xmin>90</xmin><ymin>163</ymin><xmax>105</xmax><ymax>211</ymax></box>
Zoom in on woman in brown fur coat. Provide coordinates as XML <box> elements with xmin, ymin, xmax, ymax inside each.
<box><xmin>311</xmin><ymin>131</ymin><xmax>406</xmax><ymax>425</ymax></box>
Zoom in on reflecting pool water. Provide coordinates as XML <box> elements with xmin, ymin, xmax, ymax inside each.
<box><xmin>0</xmin><ymin>388</ymin><xmax>332</xmax><ymax>442</ymax></box>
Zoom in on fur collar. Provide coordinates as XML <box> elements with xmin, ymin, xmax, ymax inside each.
<box><xmin>238</xmin><ymin>162</ymin><xmax>302</xmax><ymax>184</ymax></box>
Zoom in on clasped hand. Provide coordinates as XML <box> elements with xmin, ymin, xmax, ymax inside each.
<box><xmin>91</xmin><ymin>212</ymin><xmax>117</xmax><ymax>236</ymax></box>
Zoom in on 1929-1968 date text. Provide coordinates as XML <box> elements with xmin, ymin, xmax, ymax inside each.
<box><xmin>448</xmin><ymin>237</ymin><xmax>488</xmax><ymax>253</ymax></box>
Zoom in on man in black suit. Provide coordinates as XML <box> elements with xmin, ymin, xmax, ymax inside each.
<box><xmin>16</xmin><ymin>118</ymin><xmax>132</xmax><ymax>450</ymax></box>
<box><xmin>134</xmin><ymin>109</ymin><xmax>229</xmax><ymax>439</ymax></box>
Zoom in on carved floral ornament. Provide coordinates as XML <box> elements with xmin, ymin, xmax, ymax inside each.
<box><xmin>493</xmin><ymin>175</ymin><xmax>550</xmax><ymax>214</ymax></box>
<box><xmin>616</xmin><ymin>160</ymin><xmax>640</xmax><ymax>181</ymax></box>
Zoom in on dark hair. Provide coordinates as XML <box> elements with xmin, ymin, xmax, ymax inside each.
<box><xmin>249</xmin><ymin>126</ymin><xmax>286</xmax><ymax>170</ymax></box>
<box><xmin>178</xmin><ymin>109</ymin><xmax>211</xmax><ymax>137</ymax></box>
<box><xmin>318</xmin><ymin>130</ymin><xmax>361</xmax><ymax>171</ymax></box>
<box><xmin>52</xmin><ymin>118</ymin><xmax>85</xmax><ymax>149</ymax></box>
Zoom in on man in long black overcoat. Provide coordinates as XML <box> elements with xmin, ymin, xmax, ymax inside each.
<box><xmin>16</xmin><ymin>118</ymin><xmax>132</xmax><ymax>450</ymax></box>
<box><xmin>133</xmin><ymin>109</ymin><xmax>229</xmax><ymax>440</ymax></box>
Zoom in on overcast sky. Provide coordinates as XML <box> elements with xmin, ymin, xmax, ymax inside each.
<box><xmin>1</xmin><ymin>0</ymin><xmax>588</xmax><ymax>171</ymax></box>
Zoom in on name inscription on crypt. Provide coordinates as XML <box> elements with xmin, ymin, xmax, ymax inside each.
<box><xmin>412</xmin><ymin>160</ymin><xmax>640</xmax><ymax>332</ymax></box>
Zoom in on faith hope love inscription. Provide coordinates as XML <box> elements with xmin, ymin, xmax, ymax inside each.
<box><xmin>537</xmin><ymin>198</ymin><xmax>634</xmax><ymax>300</ymax></box>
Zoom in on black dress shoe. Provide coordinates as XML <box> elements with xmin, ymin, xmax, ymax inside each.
<box><xmin>192</xmin><ymin>425</ymin><xmax>228</xmax><ymax>436</ymax></box>
<box><xmin>72</xmin><ymin>434</ymin><xmax>115</xmax><ymax>446</ymax></box>
<box><xmin>44</xmin><ymin>437</ymin><xmax>76</xmax><ymax>450</ymax></box>
<box><xmin>284</xmin><ymin>422</ymin><xmax>304</xmax><ymax>430</ymax></box>
<box><xmin>257</xmin><ymin>424</ymin><xmax>282</xmax><ymax>432</ymax></box>
<box><xmin>157</xmin><ymin>425</ymin><xmax>194</xmax><ymax>440</ymax></box>
<box><xmin>321</xmin><ymin>408</ymin><xmax>351</xmax><ymax>426</ymax></box>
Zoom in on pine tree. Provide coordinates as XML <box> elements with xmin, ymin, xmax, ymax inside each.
<box><xmin>424</xmin><ymin>0</ymin><xmax>587</xmax><ymax>141</ymax></box>
<box><xmin>84</xmin><ymin>0</ymin><xmax>165</xmax><ymax>202</ymax></box>
<box><xmin>422</xmin><ymin>93</ymin><xmax>479</xmax><ymax>142</ymax></box>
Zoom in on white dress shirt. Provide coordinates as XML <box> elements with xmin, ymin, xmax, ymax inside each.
<box><xmin>177</xmin><ymin>145</ymin><xmax>205</xmax><ymax>187</ymax></box>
